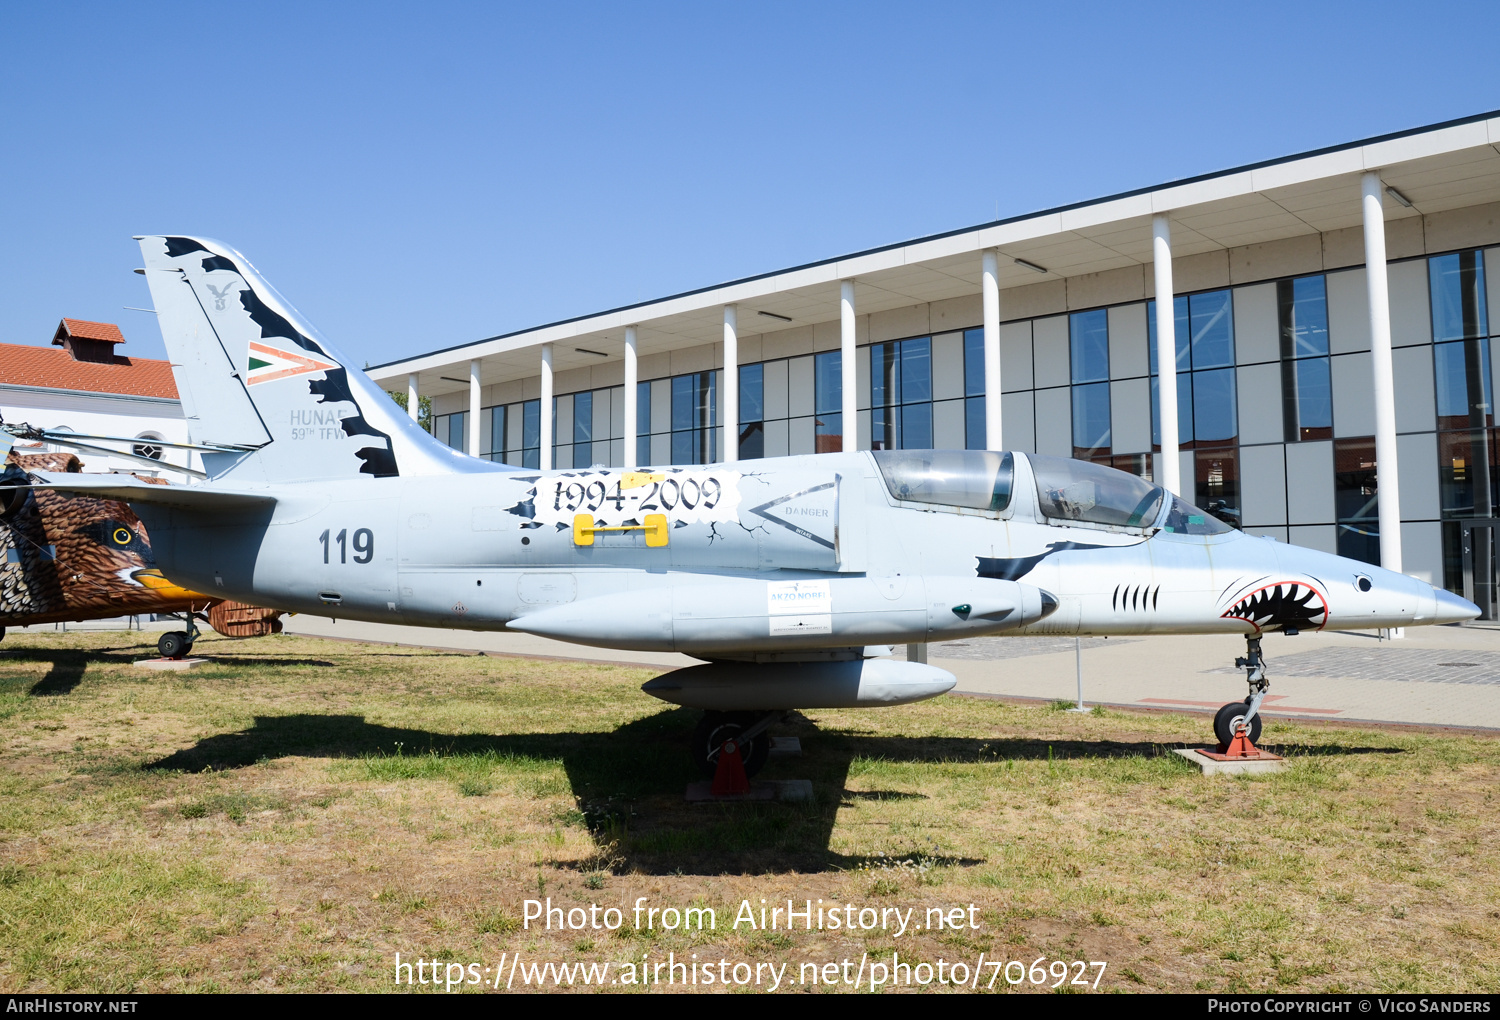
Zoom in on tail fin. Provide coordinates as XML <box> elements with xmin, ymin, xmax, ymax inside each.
<box><xmin>138</xmin><ymin>235</ymin><xmax>488</xmax><ymax>483</ymax></box>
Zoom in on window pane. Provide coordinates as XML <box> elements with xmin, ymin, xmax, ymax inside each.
<box><xmin>963</xmin><ymin>329</ymin><xmax>986</xmax><ymax>396</ymax></box>
<box><xmin>1190</xmin><ymin>368</ymin><xmax>1238</xmax><ymax>444</ymax></box>
<box><xmin>1189</xmin><ymin>290</ymin><xmax>1234</xmax><ymax>368</ymax></box>
<box><xmin>1439</xmin><ymin>428</ymin><xmax>1500</xmax><ymax>519</ymax></box>
<box><xmin>1334</xmin><ymin>437</ymin><xmax>1381</xmax><ymax>566</ymax></box>
<box><xmin>871</xmin><ymin>404</ymin><xmax>898</xmax><ymax>451</ymax></box>
<box><xmin>1434</xmin><ymin>339</ymin><xmax>1494</xmax><ymax>430</ymax></box>
<box><xmin>870</xmin><ymin>343</ymin><xmax>900</xmax><ymax>407</ymax></box>
<box><xmin>1148</xmin><ymin>296</ymin><xmax>1191</xmax><ymax>375</ymax></box>
<box><xmin>900</xmin><ymin>338</ymin><xmax>931</xmax><ymax>404</ymax></box>
<box><xmin>637</xmin><ymin>381</ymin><xmax>651</xmax><ymax>433</ymax></box>
<box><xmin>1150</xmin><ymin>374</ymin><xmax>1195</xmax><ymax>446</ymax></box>
<box><xmin>671</xmin><ymin>375</ymin><xmax>694</xmax><ymax>432</ymax></box>
<box><xmin>1072</xmin><ymin>381</ymin><xmax>1111</xmax><ymax>457</ymax></box>
<box><xmin>965</xmin><ymin>395</ymin><xmax>986</xmax><ymax>449</ymax></box>
<box><xmin>637</xmin><ymin>434</ymin><xmax>650</xmax><ymax>467</ymax></box>
<box><xmin>738</xmin><ymin>421</ymin><xmax>764</xmax><ymax>460</ymax></box>
<box><xmin>901</xmin><ymin>401</ymin><xmax>931</xmax><ymax>449</ymax></box>
<box><xmin>1195</xmin><ymin>448</ymin><xmax>1241</xmax><ymax>529</ymax></box>
<box><xmin>1430</xmin><ymin>251</ymin><xmax>1489</xmax><ymax>342</ymax></box>
<box><xmin>740</xmin><ymin>363</ymin><xmax>764</xmax><ymax>423</ymax></box>
<box><xmin>671</xmin><ymin>430</ymin><xmax>693</xmax><ymax>465</ymax></box>
<box><xmin>1279</xmin><ymin>276</ymin><xmax>1329</xmax><ymax>358</ymax></box>
<box><xmin>490</xmin><ymin>406</ymin><xmax>506</xmax><ymax>457</ymax></box>
<box><xmin>1282</xmin><ymin>356</ymin><xmax>1332</xmax><ymax>441</ymax></box>
<box><xmin>1069</xmin><ymin>309</ymin><xmax>1109</xmax><ymax>383</ymax></box>
<box><xmin>815</xmin><ymin>411</ymin><xmax>842</xmax><ymax>453</ymax></box>
<box><xmin>573</xmin><ymin>391</ymin><xmax>592</xmax><ymax>445</ymax></box>
<box><xmin>814</xmin><ymin>350</ymin><xmax>842</xmax><ymax>414</ymax></box>
<box><xmin>523</xmin><ymin>400</ymin><xmax>539</xmax><ymax>451</ymax></box>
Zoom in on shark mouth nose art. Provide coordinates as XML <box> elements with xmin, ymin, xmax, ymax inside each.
<box><xmin>1220</xmin><ymin>581</ymin><xmax>1328</xmax><ymax>632</ymax></box>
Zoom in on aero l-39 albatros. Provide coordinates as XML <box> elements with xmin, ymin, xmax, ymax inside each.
<box><xmin>20</xmin><ymin>237</ymin><xmax>1479</xmax><ymax>776</ymax></box>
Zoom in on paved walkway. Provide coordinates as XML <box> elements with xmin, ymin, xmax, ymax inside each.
<box><xmin>277</xmin><ymin>615</ymin><xmax>1500</xmax><ymax>732</ymax></box>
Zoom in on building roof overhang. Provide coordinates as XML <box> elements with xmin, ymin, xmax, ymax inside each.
<box><xmin>370</xmin><ymin>109</ymin><xmax>1500</xmax><ymax>397</ymax></box>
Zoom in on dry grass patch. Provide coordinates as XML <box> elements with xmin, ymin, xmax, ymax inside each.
<box><xmin>0</xmin><ymin>630</ymin><xmax>1496</xmax><ymax>993</ymax></box>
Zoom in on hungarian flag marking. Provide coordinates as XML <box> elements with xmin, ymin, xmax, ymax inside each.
<box><xmin>246</xmin><ymin>341</ymin><xmax>337</xmax><ymax>386</ymax></box>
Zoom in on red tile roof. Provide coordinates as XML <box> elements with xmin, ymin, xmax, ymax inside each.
<box><xmin>54</xmin><ymin>319</ymin><xmax>126</xmax><ymax>345</ymax></box>
<box><xmin>0</xmin><ymin>343</ymin><xmax>178</xmax><ymax>399</ymax></box>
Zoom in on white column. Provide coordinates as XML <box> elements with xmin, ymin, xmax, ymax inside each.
<box><xmin>982</xmin><ymin>250</ymin><xmax>1003</xmax><ymax>449</ymax></box>
<box><xmin>623</xmin><ymin>325</ymin><xmax>638</xmax><ymax>468</ymax></box>
<box><xmin>722</xmin><ymin>304</ymin><xmax>738</xmax><ymax>464</ymax></box>
<box><xmin>468</xmin><ymin>359</ymin><xmax>481</xmax><ymax>457</ymax></box>
<box><xmin>1362</xmin><ymin>171</ymin><xmax>1404</xmax><ymax>576</ymax></box>
<box><xmin>1152</xmin><ymin>214</ymin><xmax>1182</xmax><ymax>496</ymax></box>
<box><xmin>840</xmin><ymin>280</ymin><xmax>857</xmax><ymax>452</ymax></box>
<box><xmin>406</xmin><ymin>373</ymin><xmax>419</xmax><ymax>422</ymax></box>
<box><xmin>539</xmin><ymin>344</ymin><xmax>553</xmax><ymax>471</ymax></box>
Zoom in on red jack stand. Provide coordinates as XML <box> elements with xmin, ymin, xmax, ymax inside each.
<box><xmin>1199</xmin><ymin>724</ymin><xmax>1282</xmax><ymax>762</ymax></box>
<box><xmin>710</xmin><ymin>739</ymin><xmax>751</xmax><ymax>796</ymax></box>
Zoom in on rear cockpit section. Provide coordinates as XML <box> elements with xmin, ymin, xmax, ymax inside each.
<box><xmin>873</xmin><ymin>450</ymin><xmax>1014</xmax><ymax>513</ymax></box>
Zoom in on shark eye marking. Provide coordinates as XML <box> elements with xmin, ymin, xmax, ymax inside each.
<box><xmin>1356</xmin><ymin>575</ymin><xmax>1373</xmax><ymax>592</ymax></box>
<box><xmin>1111</xmin><ymin>583</ymin><xmax>1161</xmax><ymax>612</ymax></box>
<box><xmin>1220</xmin><ymin>581</ymin><xmax>1328</xmax><ymax>632</ymax></box>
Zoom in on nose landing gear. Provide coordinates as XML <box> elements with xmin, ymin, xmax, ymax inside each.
<box><xmin>1207</xmin><ymin>636</ymin><xmax>1277</xmax><ymax>759</ymax></box>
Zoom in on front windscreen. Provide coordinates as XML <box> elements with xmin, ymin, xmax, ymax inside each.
<box><xmin>1028</xmin><ymin>454</ymin><xmax>1164</xmax><ymax>529</ymax></box>
<box><xmin>1160</xmin><ymin>494</ymin><xmax>1234</xmax><ymax>535</ymax></box>
<box><xmin>874</xmin><ymin>450</ymin><xmax>1014</xmax><ymax>511</ymax></box>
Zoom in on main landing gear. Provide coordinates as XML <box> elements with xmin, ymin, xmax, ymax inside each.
<box><xmin>691</xmin><ymin>711</ymin><xmax>779</xmax><ymax>791</ymax></box>
<box><xmin>156</xmin><ymin>611</ymin><xmax>204</xmax><ymax>660</ymax></box>
<box><xmin>1213</xmin><ymin>636</ymin><xmax>1269</xmax><ymax>752</ymax></box>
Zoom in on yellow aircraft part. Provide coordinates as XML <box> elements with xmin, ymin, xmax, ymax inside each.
<box><xmin>572</xmin><ymin>513</ymin><xmax>669</xmax><ymax>548</ymax></box>
<box><xmin>131</xmin><ymin>568</ymin><xmax>210</xmax><ymax>600</ymax></box>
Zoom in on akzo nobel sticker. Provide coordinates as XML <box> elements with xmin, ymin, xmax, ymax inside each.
<box><xmin>767</xmin><ymin>579</ymin><xmax>832</xmax><ymax>635</ymax></box>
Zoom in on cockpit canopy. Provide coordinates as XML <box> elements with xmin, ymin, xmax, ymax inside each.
<box><xmin>1028</xmin><ymin>454</ymin><xmax>1163</xmax><ymax>528</ymax></box>
<box><xmin>873</xmin><ymin>448</ymin><xmax>1232</xmax><ymax>535</ymax></box>
<box><xmin>873</xmin><ymin>450</ymin><xmax>1014</xmax><ymax>511</ymax></box>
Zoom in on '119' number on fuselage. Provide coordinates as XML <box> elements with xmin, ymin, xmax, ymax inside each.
<box><xmin>319</xmin><ymin>528</ymin><xmax>373</xmax><ymax>564</ymax></box>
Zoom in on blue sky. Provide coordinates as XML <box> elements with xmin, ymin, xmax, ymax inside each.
<box><xmin>3</xmin><ymin>2</ymin><xmax>1499</xmax><ymax>367</ymax></box>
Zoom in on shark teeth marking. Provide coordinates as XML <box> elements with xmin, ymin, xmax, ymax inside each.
<box><xmin>1221</xmin><ymin>581</ymin><xmax>1328</xmax><ymax>632</ymax></box>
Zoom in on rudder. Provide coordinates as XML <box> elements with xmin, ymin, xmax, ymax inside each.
<box><xmin>139</xmin><ymin>235</ymin><xmax>483</xmax><ymax>483</ymax></box>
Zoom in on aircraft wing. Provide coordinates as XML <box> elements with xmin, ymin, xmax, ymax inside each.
<box><xmin>15</xmin><ymin>472</ymin><xmax>277</xmax><ymax>511</ymax></box>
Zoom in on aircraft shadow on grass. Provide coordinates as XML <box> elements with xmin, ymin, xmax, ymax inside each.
<box><xmin>142</xmin><ymin>710</ymin><xmax>1405</xmax><ymax>875</ymax></box>
<box><xmin>0</xmin><ymin>646</ymin><xmax>342</xmax><ymax>696</ymax></box>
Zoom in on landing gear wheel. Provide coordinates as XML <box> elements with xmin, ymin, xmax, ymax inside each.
<box><xmin>1213</xmin><ymin>700</ymin><xmax>1263</xmax><ymax>749</ymax></box>
<box><xmin>157</xmin><ymin>631</ymin><xmax>190</xmax><ymax>659</ymax></box>
<box><xmin>692</xmin><ymin>711</ymin><xmax>772</xmax><ymax>779</ymax></box>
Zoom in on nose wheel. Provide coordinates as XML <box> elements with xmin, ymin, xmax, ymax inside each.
<box><xmin>1215</xmin><ymin>636</ymin><xmax>1270</xmax><ymax>753</ymax></box>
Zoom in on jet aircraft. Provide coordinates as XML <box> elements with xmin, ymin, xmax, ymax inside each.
<box><xmin>15</xmin><ymin>236</ymin><xmax>1479</xmax><ymax>776</ymax></box>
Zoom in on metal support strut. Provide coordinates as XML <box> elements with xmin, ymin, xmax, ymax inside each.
<box><xmin>1234</xmin><ymin>636</ymin><xmax>1269</xmax><ymax>731</ymax></box>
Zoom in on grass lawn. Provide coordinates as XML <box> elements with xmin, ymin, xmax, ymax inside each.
<box><xmin>0</xmin><ymin>630</ymin><xmax>1496</xmax><ymax>993</ymax></box>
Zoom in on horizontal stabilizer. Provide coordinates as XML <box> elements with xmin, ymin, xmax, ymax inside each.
<box><xmin>18</xmin><ymin>472</ymin><xmax>276</xmax><ymax>511</ymax></box>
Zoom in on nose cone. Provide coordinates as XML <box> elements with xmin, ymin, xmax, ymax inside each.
<box><xmin>1433</xmin><ymin>587</ymin><xmax>1482</xmax><ymax>625</ymax></box>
